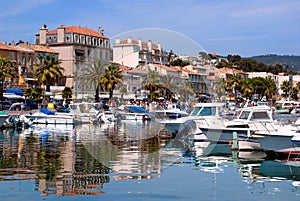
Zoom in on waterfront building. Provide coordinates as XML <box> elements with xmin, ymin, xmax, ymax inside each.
<box><xmin>10</xmin><ymin>41</ymin><xmax>59</xmax><ymax>88</ymax></box>
<box><xmin>117</xmin><ymin>63</ymin><xmax>147</xmax><ymax>95</ymax></box>
<box><xmin>35</xmin><ymin>24</ymin><xmax>111</xmax><ymax>96</ymax></box>
<box><xmin>181</xmin><ymin>65</ymin><xmax>209</xmax><ymax>95</ymax></box>
<box><xmin>113</xmin><ymin>37</ymin><xmax>169</xmax><ymax>68</ymax></box>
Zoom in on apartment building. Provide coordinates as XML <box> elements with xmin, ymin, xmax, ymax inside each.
<box><xmin>113</xmin><ymin>37</ymin><xmax>169</xmax><ymax>67</ymax></box>
<box><xmin>35</xmin><ymin>24</ymin><xmax>111</xmax><ymax>95</ymax></box>
<box><xmin>11</xmin><ymin>41</ymin><xmax>59</xmax><ymax>86</ymax></box>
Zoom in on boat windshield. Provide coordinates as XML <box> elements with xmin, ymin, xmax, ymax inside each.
<box><xmin>250</xmin><ymin>111</ymin><xmax>271</xmax><ymax>120</ymax></box>
<box><xmin>199</xmin><ymin>107</ymin><xmax>217</xmax><ymax>116</ymax></box>
<box><xmin>190</xmin><ymin>107</ymin><xmax>201</xmax><ymax>116</ymax></box>
<box><xmin>190</xmin><ymin>106</ymin><xmax>217</xmax><ymax>116</ymax></box>
<box><xmin>239</xmin><ymin>111</ymin><xmax>250</xmax><ymax>120</ymax></box>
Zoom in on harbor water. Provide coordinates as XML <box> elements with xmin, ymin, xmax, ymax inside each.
<box><xmin>0</xmin><ymin>120</ymin><xmax>299</xmax><ymax>201</ymax></box>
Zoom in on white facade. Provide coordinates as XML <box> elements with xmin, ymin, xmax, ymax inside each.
<box><xmin>113</xmin><ymin>37</ymin><xmax>168</xmax><ymax>67</ymax></box>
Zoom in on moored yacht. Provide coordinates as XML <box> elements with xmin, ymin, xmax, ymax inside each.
<box><xmin>199</xmin><ymin>105</ymin><xmax>276</xmax><ymax>145</ymax></box>
<box><xmin>160</xmin><ymin>102</ymin><xmax>226</xmax><ymax>135</ymax></box>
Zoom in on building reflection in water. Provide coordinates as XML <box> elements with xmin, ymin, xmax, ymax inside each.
<box><xmin>0</xmin><ymin>120</ymin><xmax>179</xmax><ymax>197</ymax></box>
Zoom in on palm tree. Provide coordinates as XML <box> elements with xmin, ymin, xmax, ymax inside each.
<box><xmin>290</xmin><ymin>87</ymin><xmax>299</xmax><ymax>100</ymax></box>
<box><xmin>263</xmin><ymin>77</ymin><xmax>277</xmax><ymax>101</ymax></box>
<box><xmin>79</xmin><ymin>60</ymin><xmax>109</xmax><ymax>102</ymax></box>
<box><xmin>161</xmin><ymin>75</ymin><xmax>176</xmax><ymax>100</ymax></box>
<box><xmin>215</xmin><ymin>78</ymin><xmax>226</xmax><ymax>101</ymax></box>
<box><xmin>177</xmin><ymin>80</ymin><xmax>195</xmax><ymax>102</ymax></box>
<box><xmin>280</xmin><ymin>80</ymin><xmax>292</xmax><ymax>98</ymax></box>
<box><xmin>240</xmin><ymin>78</ymin><xmax>254</xmax><ymax>99</ymax></box>
<box><xmin>33</xmin><ymin>54</ymin><xmax>64</xmax><ymax>92</ymax></box>
<box><xmin>227</xmin><ymin>74</ymin><xmax>241</xmax><ymax>96</ymax></box>
<box><xmin>0</xmin><ymin>57</ymin><xmax>17</xmax><ymax>101</ymax></box>
<box><xmin>142</xmin><ymin>70</ymin><xmax>160</xmax><ymax>101</ymax></box>
<box><xmin>100</xmin><ymin>64</ymin><xmax>123</xmax><ymax>101</ymax></box>
<box><xmin>62</xmin><ymin>87</ymin><xmax>72</xmax><ymax>106</ymax></box>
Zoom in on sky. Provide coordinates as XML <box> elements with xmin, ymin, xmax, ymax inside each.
<box><xmin>0</xmin><ymin>0</ymin><xmax>299</xmax><ymax>57</ymax></box>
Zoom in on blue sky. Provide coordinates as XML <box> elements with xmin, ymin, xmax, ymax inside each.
<box><xmin>0</xmin><ymin>0</ymin><xmax>299</xmax><ymax>57</ymax></box>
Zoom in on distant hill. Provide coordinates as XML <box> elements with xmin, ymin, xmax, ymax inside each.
<box><xmin>248</xmin><ymin>54</ymin><xmax>300</xmax><ymax>71</ymax></box>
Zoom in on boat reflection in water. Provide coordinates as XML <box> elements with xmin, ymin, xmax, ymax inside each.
<box><xmin>192</xmin><ymin>134</ymin><xmax>300</xmax><ymax>194</ymax></box>
<box><xmin>1</xmin><ymin>120</ymin><xmax>300</xmax><ymax>199</ymax></box>
<box><xmin>0</xmin><ymin>125</ymin><xmax>109</xmax><ymax>196</ymax></box>
<box><xmin>76</xmin><ymin>119</ymin><xmax>195</xmax><ymax>181</ymax></box>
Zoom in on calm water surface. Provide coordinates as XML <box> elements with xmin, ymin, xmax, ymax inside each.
<box><xmin>0</xmin><ymin>120</ymin><xmax>299</xmax><ymax>201</ymax></box>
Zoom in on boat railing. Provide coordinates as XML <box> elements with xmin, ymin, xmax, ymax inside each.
<box><xmin>249</xmin><ymin>121</ymin><xmax>277</xmax><ymax>133</ymax></box>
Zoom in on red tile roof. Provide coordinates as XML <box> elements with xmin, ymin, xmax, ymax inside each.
<box><xmin>29</xmin><ymin>44</ymin><xmax>58</xmax><ymax>54</ymax></box>
<box><xmin>0</xmin><ymin>42</ymin><xmax>17</xmax><ymax>51</ymax></box>
<box><xmin>150</xmin><ymin>63</ymin><xmax>179</xmax><ymax>72</ymax></box>
<box><xmin>48</xmin><ymin>26</ymin><xmax>108</xmax><ymax>39</ymax></box>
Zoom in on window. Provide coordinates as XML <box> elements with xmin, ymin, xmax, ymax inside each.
<box><xmin>66</xmin><ymin>36</ymin><xmax>71</xmax><ymax>42</ymax></box>
<box><xmin>74</xmin><ymin>34</ymin><xmax>79</xmax><ymax>43</ymax></box>
<box><xmin>29</xmin><ymin>56</ymin><xmax>32</xmax><ymax>66</ymax></box>
<box><xmin>87</xmin><ymin>37</ymin><xmax>91</xmax><ymax>45</ymax></box>
<box><xmin>9</xmin><ymin>52</ymin><xmax>14</xmax><ymax>60</ymax></box>
<box><xmin>93</xmin><ymin>38</ymin><xmax>98</xmax><ymax>46</ymax></box>
<box><xmin>80</xmin><ymin>35</ymin><xmax>85</xmax><ymax>44</ymax></box>
<box><xmin>22</xmin><ymin>55</ymin><xmax>26</xmax><ymax>65</ymax></box>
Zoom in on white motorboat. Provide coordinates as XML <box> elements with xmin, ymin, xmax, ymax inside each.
<box><xmin>160</xmin><ymin>102</ymin><xmax>226</xmax><ymax>135</ymax></box>
<box><xmin>115</xmin><ymin>105</ymin><xmax>152</xmax><ymax>121</ymax></box>
<box><xmin>68</xmin><ymin>102</ymin><xmax>99</xmax><ymax>124</ymax></box>
<box><xmin>25</xmin><ymin>108</ymin><xmax>75</xmax><ymax>125</ymax></box>
<box><xmin>96</xmin><ymin>110</ymin><xmax>118</xmax><ymax>123</ymax></box>
<box><xmin>198</xmin><ymin>105</ymin><xmax>278</xmax><ymax>147</ymax></box>
<box><xmin>155</xmin><ymin>103</ymin><xmax>189</xmax><ymax>119</ymax></box>
<box><xmin>251</xmin><ymin>120</ymin><xmax>300</xmax><ymax>156</ymax></box>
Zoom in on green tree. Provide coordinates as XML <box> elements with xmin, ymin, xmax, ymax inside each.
<box><xmin>290</xmin><ymin>87</ymin><xmax>299</xmax><ymax>100</ymax></box>
<box><xmin>33</xmin><ymin>54</ymin><xmax>64</xmax><ymax>92</ymax></box>
<box><xmin>24</xmin><ymin>86</ymin><xmax>43</xmax><ymax>102</ymax></box>
<box><xmin>215</xmin><ymin>78</ymin><xmax>226</xmax><ymax>101</ymax></box>
<box><xmin>177</xmin><ymin>80</ymin><xmax>195</xmax><ymax>102</ymax></box>
<box><xmin>280</xmin><ymin>80</ymin><xmax>292</xmax><ymax>98</ymax></box>
<box><xmin>79</xmin><ymin>60</ymin><xmax>109</xmax><ymax>102</ymax></box>
<box><xmin>100</xmin><ymin>64</ymin><xmax>123</xmax><ymax>101</ymax></box>
<box><xmin>0</xmin><ymin>57</ymin><xmax>17</xmax><ymax>101</ymax></box>
<box><xmin>240</xmin><ymin>78</ymin><xmax>254</xmax><ymax>98</ymax></box>
<box><xmin>62</xmin><ymin>87</ymin><xmax>72</xmax><ymax>105</ymax></box>
<box><xmin>142</xmin><ymin>70</ymin><xmax>160</xmax><ymax>101</ymax></box>
<box><xmin>263</xmin><ymin>77</ymin><xmax>277</xmax><ymax>101</ymax></box>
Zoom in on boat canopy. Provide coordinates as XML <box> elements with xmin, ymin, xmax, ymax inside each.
<box><xmin>6</xmin><ymin>88</ymin><xmax>23</xmax><ymax>96</ymax></box>
<box><xmin>129</xmin><ymin>105</ymin><xmax>149</xmax><ymax>113</ymax></box>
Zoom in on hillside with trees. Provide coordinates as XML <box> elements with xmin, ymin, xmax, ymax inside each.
<box><xmin>216</xmin><ymin>54</ymin><xmax>298</xmax><ymax>75</ymax></box>
<box><xmin>249</xmin><ymin>55</ymin><xmax>300</xmax><ymax>72</ymax></box>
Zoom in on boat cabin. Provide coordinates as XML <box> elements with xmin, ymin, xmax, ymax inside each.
<box><xmin>237</xmin><ymin>106</ymin><xmax>273</xmax><ymax>122</ymax></box>
<box><xmin>189</xmin><ymin>102</ymin><xmax>225</xmax><ymax>117</ymax></box>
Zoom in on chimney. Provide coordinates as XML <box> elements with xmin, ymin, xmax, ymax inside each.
<box><xmin>147</xmin><ymin>40</ymin><xmax>152</xmax><ymax>51</ymax></box>
<box><xmin>98</xmin><ymin>27</ymin><xmax>104</xmax><ymax>35</ymax></box>
<box><xmin>138</xmin><ymin>39</ymin><xmax>142</xmax><ymax>48</ymax></box>
<box><xmin>39</xmin><ymin>24</ymin><xmax>48</xmax><ymax>45</ymax></box>
<box><xmin>127</xmin><ymin>37</ymin><xmax>132</xmax><ymax>44</ymax></box>
<box><xmin>157</xmin><ymin>42</ymin><xmax>161</xmax><ymax>50</ymax></box>
<box><xmin>57</xmin><ymin>24</ymin><xmax>65</xmax><ymax>43</ymax></box>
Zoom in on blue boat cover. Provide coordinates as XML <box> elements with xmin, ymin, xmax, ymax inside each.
<box><xmin>6</xmin><ymin>88</ymin><xmax>24</xmax><ymax>96</ymax></box>
<box><xmin>40</xmin><ymin>108</ymin><xmax>55</xmax><ymax>115</ymax></box>
<box><xmin>129</xmin><ymin>106</ymin><xmax>149</xmax><ymax>113</ymax></box>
